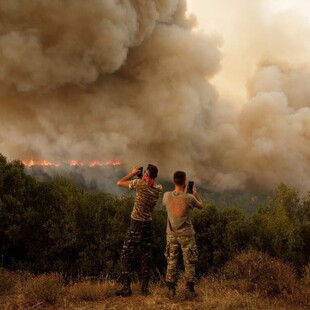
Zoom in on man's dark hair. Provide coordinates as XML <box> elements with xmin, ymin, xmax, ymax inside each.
<box><xmin>146</xmin><ymin>164</ymin><xmax>158</xmax><ymax>179</ymax></box>
<box><xmin>173</xmin><ymin>171</ymin><xmax>186</xmax><ymax>186</ymax></box>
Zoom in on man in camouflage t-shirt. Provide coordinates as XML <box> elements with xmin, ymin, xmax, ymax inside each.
<box><xmin>162</xmin><ymin>171</ymin><xmax>202</xmax><ymax>299</ymax></box>
<box><xmin>115</xmin><ymin>164</ymin><xmax>162</xmax><ymax>297</ymax></box>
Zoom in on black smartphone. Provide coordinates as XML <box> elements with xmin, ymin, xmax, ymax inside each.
<box><xmin>137</xmin><ymin>166</ymin><xmax>143</xmax><ymax>179</ymax></box>
<box><xmin>187</xmin><ymin>181</ymin><xmax>194</xmax><ymax>194</ymax></box>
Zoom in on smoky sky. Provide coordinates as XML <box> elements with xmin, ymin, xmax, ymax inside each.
<box><xmin>0</xmin><ymin>0</ymin><xmax>309</xmax><ymax>192</ymax></box>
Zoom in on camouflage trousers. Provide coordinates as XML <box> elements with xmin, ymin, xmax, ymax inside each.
<box><xmin>165</xmin><ymin>235</ymin><xmax>198</xmax><ymax>283</ymax></box>
<box><xmin>120</xmin><ymin>219</ymin><xmax>153</xmax><ymax>279</ymax></box>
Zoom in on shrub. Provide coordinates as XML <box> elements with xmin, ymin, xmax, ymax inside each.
<box><xmin>22</xmin><ymin>273</ymin><xmax>64</xmax><ymax>306</ymax></box>
<box><xmin>223</xmin><ymin>250</ymin><xmax>297</xmax><ymax>297</ymax></box>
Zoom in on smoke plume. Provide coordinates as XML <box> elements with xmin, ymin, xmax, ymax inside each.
<box><xmin>0</xmin><ymin>0</ymin><xmax>309</xmax><ymax>192</ymax></box>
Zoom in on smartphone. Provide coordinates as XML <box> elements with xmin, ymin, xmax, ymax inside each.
<box><xmin>137</xmin><ymin>166</ymin><xmax>143</xmax><ymax>179</ymax></box>
<box><xmin>187</xmin><ymin>181</ymin><xmax>194</xmax><ymax>194</ymax></box>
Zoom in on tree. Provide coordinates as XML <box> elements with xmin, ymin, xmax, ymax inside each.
<box><xmin>193</xmin><ymin>204</ymin><xmax>250</xmax><ymax>274</ymax></box>
<box><xmin>0</xmin><ymin>154</ymin><xmax>38</xmax><ymax>267</ymax></box>
<box><xmin>252</xmin><ymin>184</ymin><xmax>305</xmax><ymax>266</ymax></box>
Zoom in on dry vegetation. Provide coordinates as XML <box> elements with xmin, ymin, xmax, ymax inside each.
<box><xmin>1</xmin><ymin>251</ymin><xmax>309</xmax><ymax>310</ymax></box>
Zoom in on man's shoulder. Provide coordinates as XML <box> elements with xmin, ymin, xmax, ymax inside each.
<box><xmin>163</xmin><ymin>190</ymin><xmax>173</xmax><ymax>197</ymax></box>
<box><xmin>137</xmin><ymin>180</ymin><xmax>162</xmax><ymax>194</ymax></box>
<box><xmin>163</xmin><ymin>190</ymin><xmax>174</xmax><ymax>194</ymax></box>
<box><xmin>185</xmin><ymin>193</ymin><xmax>195</xmax><ymax>200</ymax></box>
<box><xmin>185</xmin><ymin>193</ymin><xmax>200</xmax><ymax>208</ymax></box>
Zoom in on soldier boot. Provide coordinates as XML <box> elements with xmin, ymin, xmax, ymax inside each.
<box><xmin>185</xmin><ymin>282</ymin><xmax>198</xmax><ymax>299</ymax></box>
<box><xmin>167</xmin><ymin>281</ymin><xmax>176</xmax><ymax>299</ymax></box>
<box><xmin>141</xmin><ymin>277</ymin><xmax>149</xmax><ymax>296</ymax></box>
<box><xmin>115</xmin><ymin>275</ymin><xmax>132</xmax><ymax>297</ymax></box>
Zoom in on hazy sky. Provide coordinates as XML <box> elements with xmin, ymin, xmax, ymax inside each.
<box><xmin>187</xmin><ymin>0</ymin><xmax>310</xmax><ymax>102</ymax></box>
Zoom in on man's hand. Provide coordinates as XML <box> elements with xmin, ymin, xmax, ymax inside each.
<box><xmin>117</xmin><ymin>166</ymin><xmax>140</xmax><ymax>188</ymax></box>
<box><xmin>131</xmin><ymin>166</ymin><xmax>141</xmax><ymax>176</ymax></box>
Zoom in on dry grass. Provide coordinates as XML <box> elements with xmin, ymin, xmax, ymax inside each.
<box><xmin>303</xmin><ymin>262</ymin><xmax>310</xmax><ymax>286</ymax></box>
<box><xmin>1</xmin><ymin>257</ymin><xmax>309</xmax><ymax>310</ymax></box>
<box><xmin>0</xmin><ymin>268</ymin><xmax>18</xmax><ymax>296</ymax></box>
<box><xmin>0</xmin><ymin>272</ymin><xmax>65</xmax><ymax>309</ymax></box>
<box><xmin>68</xmin><ymin>280</ymin><xmax>117</xmax><ymax>301</ymax></box>
<box><xmin>22</xmin><ymin>273</ymin><xmax>65</xmax><ymax>306</ymax></box>
<box><xmin>63</xmin><ymin>278</ymin><xmax>308</xmax><ymax>310</ymax></box>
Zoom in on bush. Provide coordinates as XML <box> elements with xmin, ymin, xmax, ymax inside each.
<box><xmin>22</xmin><ymin>273</ymin><xmax>64</xmax><ymax>306</ymax></box>
<box><xmin>223</xmin><ymin>250</ymin><xmax>297</xmax><ymax>297</ymax></box>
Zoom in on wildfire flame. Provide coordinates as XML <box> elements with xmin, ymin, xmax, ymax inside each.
<box><xmin>89</xmin><ymin>160</ymin><xmax>122</xmax><ymax>167</ymax></box>
<box><xmin>22</xmin><ymin>159</ymin><xmax>122</xmax><ymax>167</ymax></box>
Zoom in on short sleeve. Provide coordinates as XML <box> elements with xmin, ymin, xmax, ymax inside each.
<box><xmin>162</xmin><ymin>192</ymin><xmax>168</xmax><ymax>208</ymax></box>
<box><xmin>157</xmin><ymin>184</ymin><xmax>163</xmax><ymax>194</ymax></box>
<box><xmin>128</xmin><ymin>179</ymin><xmax>139</xmax><ymax>190</ymax></box>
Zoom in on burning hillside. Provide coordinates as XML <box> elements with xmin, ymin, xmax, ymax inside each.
<box><xmin>23</xmin><ymin>161</ymin><xmax>125</xmax><ymax>194</ymax></box>
<box><xmin>22</xmin><ymin>159</ymin><xmax>122</xmax><ymax>167</ymax></box>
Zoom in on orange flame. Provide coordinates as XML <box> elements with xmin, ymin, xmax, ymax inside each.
<box><xmin>22</xmin><ymin>159</ymin><xmax>122</xmax><ymax>167</ymax></box>
<box><xmin>69</xmin><ymin>160</ymin><xmax>84</xmax><ymax>166</ymax></box>
<box><xmin>89</xmin><ymin>160</ymin><xmax>122</xmax><ymax>167</ymax></box>
<box><xmin>22</xmin><ymin>160</ymin><xmax>61</xmax><ymax>167</ymax></box>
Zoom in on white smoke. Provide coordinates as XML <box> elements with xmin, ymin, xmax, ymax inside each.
<box><xmin>0</xmin><ymin>0</ymin><xmax>309</xmax><ymax>193</ymax></box>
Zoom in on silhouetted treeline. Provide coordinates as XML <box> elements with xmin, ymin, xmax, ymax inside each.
<box><xmin>0</xmin><ymin>154</ymin><xmax>309</xmax><ymax>279</ymax></box>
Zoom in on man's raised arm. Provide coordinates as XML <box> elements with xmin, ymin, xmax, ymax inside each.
<box><xmin>193</xmin><ymin>186</ymin><xmax>203</xmax><ymax>209</ymax></box>
<box><xmin>116</xmin><ymin>166</ymin><xmax>140</xmax><ymax>188</ymax></box>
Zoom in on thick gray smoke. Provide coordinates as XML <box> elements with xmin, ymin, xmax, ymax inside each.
<box><xmin>206</xmin><ymin>64</ymin><xmax>310</xmax><ymax>192</ymax></box>
<box><xmin>0</xmin><ymin>0</ymin><xmax>309</xmax><ymax>192</ymax></box>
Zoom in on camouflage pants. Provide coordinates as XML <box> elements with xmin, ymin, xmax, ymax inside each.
<box><xmin>120</xmin><ymin>219</ymin><xmax>153</xmax><ymax>279</ymax></box>
<box><xmin>165</xmin><ymin>235</ymin><xmax>198</xmax><ymax>283</ymax></box>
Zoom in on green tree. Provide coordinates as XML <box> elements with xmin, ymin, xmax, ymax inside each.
<box><xmin>0</xmin><ymin>154</ymin><xmax>38</xmax><ymax>267</ymax></box>
<box><xmin>251</xmin><ymin>184</ymin><xmax>305</xmax><ymax>266</ymax></box>
<box><xmin>193</xmin><ymin>204</ymin><xmax>250</xmax><ymax>274</ymax></box>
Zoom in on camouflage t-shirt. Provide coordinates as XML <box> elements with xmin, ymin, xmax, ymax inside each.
<box><xmin>163</xmin><ymin>191</ymin><xmax>200</xmax><ymax>236</ymax></box>
<box><xmin>128</xmin><ymin>178</ymin><xmax>163</xmax><ymax>221</ymax></box>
